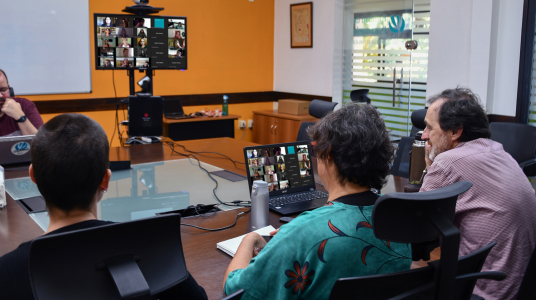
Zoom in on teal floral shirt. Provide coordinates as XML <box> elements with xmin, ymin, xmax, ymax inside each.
<box><xmin>224</xmin><ymin>192</ymin><xmax>412</xmax><ymax>299</ymax></box>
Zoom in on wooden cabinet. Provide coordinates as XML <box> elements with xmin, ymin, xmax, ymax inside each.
<box><xmin>252</xmin><ymin>110</ymin><xmax>318</xmax><ymax>144</ymax></box>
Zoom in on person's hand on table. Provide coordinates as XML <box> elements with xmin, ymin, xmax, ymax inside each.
<box><xmin>223</xmin><ymin>232</ymin><xmax>267</xmax><ymax>288</ymax></box>
<box><xmin>1</xmin><ymin>98</ymin><xmax>24</xmax><ymax>120</ymax></box>
<box><xmin>269</xmin><ymin>228</ymin><xmax>280</xmax><ymax>236</ymax></box>
<box><xmin>244</xmin><ymin>232</ymin><xmax>267</xmax><ymax>257</ymax></box>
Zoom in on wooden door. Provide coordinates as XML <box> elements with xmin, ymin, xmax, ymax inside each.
<box><xmin>253</xmin><ymin>114</ymin><xmax>277</xmax><ymax>144</ymax></box>
<box><xmin>274</xmin><ymin>118</ymin><xmax>300</xmax><ymax>143</ymax></box>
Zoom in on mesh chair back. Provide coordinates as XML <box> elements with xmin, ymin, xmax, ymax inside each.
<box><xmin>29</xmin><ymin>214</ymin><xmax>187</xmax><ymax>300</ymax></box>
<box><xmin>329</xmin><ymin>266</ymin><xmax>435</xmax><ymax>300</ymax></box>
<box><xmin>296</xmin><ymin>121</ymin><xmax>316</xmax><ymax>142</ymax></box>
<box><xmin>329</xmin><ymin>242</ymin><xmax>498</xmax><ymax>300</ymax></box>
<box><xmin>373</xmin><ymin>181</ymin><xmax>473</xmax><ymax>300</ymax></box>
<box><xmin>410</xmin><ymin>125</ymin><xmax>420</xmax><ymax>137</ymax></box>
<box><xmin>490</xmin><ymin>122</ymin><xmax>536</xmax><ymax>163</ymax></box>
<box><xmin>390</xmin><ymin>137</ymin><xmax>414</xmax><ymax>178</ymax></box>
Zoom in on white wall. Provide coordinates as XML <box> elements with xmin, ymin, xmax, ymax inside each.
<box><xmin>274</xmin><ymin>0</ymin><xmax>337</xmax><ymax>97</ymax></box>
<box><xmin>487</xmin><ymin>0</ymin><xmax>524</xmax><ymax>116</ymax></box>
<box><xmin>427</xmin><ymin>0</ymin><xmax>524</xmax><ymax>116</ymax></box>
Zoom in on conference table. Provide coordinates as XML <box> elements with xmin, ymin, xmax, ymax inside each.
<box><xmin>0</xmin><ymin>137</ymin><xmax>437</xmax><ymax>300</ymax></box>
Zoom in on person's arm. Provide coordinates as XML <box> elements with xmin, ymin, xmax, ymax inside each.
<box><xmin>222</xmin><ymin>232</ymin><xmax>266</xmax><ymax>289</ymax></box>
<box><xmin>419</xmin><ymin>161</ymin><xmax>452</xmax><ymax>192</ymax></box>
<box><xmin>1</xmin><ymin>99</ymin><xmax>39</xmax><ymax>135</ymax></box>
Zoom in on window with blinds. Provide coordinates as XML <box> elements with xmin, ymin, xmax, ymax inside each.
<box><xmin>342</xmin><ymin>0</ymin><xmax>431</xmax><ymax>138</ymax></box>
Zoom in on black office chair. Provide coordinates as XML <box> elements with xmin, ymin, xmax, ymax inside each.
<box><xmin>517</xmin><ymin>246</ymin><xmax>536</xmax><ymax>299</ymax></box>
<box><xmin>490</xmin><ymin>122</ymin><xmax>536</xmax><ymax>176</ymax></box>
<box><xmin>350</xmin><ymin>89</ymin><xmax>371</xmax><ymax>104</ymax></box>
<box><xmin>222</xmin><ymin>289</ymin><xmax>245</xmax><ymax>300</ymax></box>
<box><xmin>410</xmin><ymin>108</ymin><xmax>427</xmax><ymax>137</ymax></box>
<box><xmin>329</xmin><ymin>242</ymin><xmax>503</xmax><ymax>300</ymax></box>
<box><xmin>29</xmin><ymin>214</ymin><xmax>190</xmax><ymax>300</ymax></box>
<box><xmin>390</xmin><ymin>136</ymin><xmax>413</xmax><ymax>178</ymax></box>
<box><xmin>390</xmin><ymin>109</ymin><xmax>428</xmax><ymax>178</ymax></box>
<box><xmin>329</xmin><ymin>181</ymin><xmax>506</xmax><ymax>300</ymax></box>
<box><xmin>296</xmin><ymin>99</ymin><xmax>337</xmax><ymax>142</ymax></box>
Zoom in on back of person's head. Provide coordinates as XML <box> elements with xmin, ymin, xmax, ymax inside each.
<box><xmin>31</xmin><ymin>113</ymin><xmax>109</xmax><ymax>212</ymax></box>
<box><xmin>308</xmin><ymin>103</ymin><xmax>393</xmax><ymax>190</ymax></box>
<box><xmin>428</xmin><ymin>87</ymin><xmax>491</xmax><ymax>141</ymax></box>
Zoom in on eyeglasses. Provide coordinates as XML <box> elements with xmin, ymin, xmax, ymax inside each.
<box><xmin>0</xmin><ymin>87</ymin><xmax>9</xmax><ymax>94</ymax></box>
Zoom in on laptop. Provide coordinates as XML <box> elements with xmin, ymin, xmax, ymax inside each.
<box><xmin>163</xmin><ymin>98</ymin><xmax>194</xmax><ymax>120</ymax></box>
<box><xmin>244</xmin><ymin>141</ymin><xmax>328</xmax><ymax>215</ymax></box>
<box><xmin>0</xmin><ymin>135</ymin><xmax>34</xmax><ymax>166</ymax></box>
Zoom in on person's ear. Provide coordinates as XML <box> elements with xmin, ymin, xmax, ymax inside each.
<box><xmin>100</xmin><ymin>169</ymin><xmax>112</xmax><ymax>192</ymax></box>
<box><xmin>450</xmin><ymin>126</ymin><xmax>463</xmax><ymax>142</ymax></box>
<box><xmin>29</xmin><ymin>164</ymin><xmax>36</xmax><ymax>184</ymax></box>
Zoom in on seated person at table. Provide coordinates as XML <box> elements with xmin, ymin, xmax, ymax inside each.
<box><xmin>0</xmin><ymin>114</ymin><xmax>208</xmax><ymax>300</ymax></box>
<box><xmin>223</xmin><ymin>104</ymin><xmax>411</xmax><ymax>299</ymax></box>
<box><xmin>420</xmin><ymin>87</ymin><xmax>536</xmax><ymax>299</ymax></box>
<box><xmin>0</xmin><ymin>69</ymin><xmax>43</xmax><ymax>137</ymax></box>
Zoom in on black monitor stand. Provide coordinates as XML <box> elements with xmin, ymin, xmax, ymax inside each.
<box><xmin>128</xmin><ymin>68</ymin><xmax>154</xmax><ymax>96</ymax></box>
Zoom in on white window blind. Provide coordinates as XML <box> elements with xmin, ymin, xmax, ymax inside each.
<box><xmin>342</xmin><ymin>0</ymin><xmax>430</xmax><ymax>137</ymax></box>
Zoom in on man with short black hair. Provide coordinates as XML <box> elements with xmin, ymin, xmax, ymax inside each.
<box><xmin>0</xmin><ymin>69</ymin><xmax>43</xmax><ymax>137</ymax></box>
<box><xmin>420</xmin><ymin>87</ymin><xmax>536</xmax><ymax>299</ymax></box>
<box><xmin>0</xmin><ymin>113</ymin><xmax>207</xmax><ymax>299</ymax></box>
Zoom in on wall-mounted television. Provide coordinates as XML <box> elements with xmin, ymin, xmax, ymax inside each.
<box><xmin>94</xmin><ymin>14</ymin><xmax>187</xmax><ymax>70</ymax></box>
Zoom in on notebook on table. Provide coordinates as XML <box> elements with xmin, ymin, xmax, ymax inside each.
<box><xmin>0</xmin><ymin>135</ymin><xmax>34</xmax><ymax>166</ymax></box>
<box><xmin>217</xmin><ymin>225</ymin><xmax>276</xmax><ymax>257</ymax></box>
<box><xmin>243</xmin><ymin>141</ymin><xmax>328</xmax><ymax>215</ymax></box>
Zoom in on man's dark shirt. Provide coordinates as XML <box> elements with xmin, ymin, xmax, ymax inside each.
<box><xmin>0</xmin><ymin>219</ymin><xmax>207</xmax><ymax>299</ymax></box>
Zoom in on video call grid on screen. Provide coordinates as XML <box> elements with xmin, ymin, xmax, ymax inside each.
<box><xmin>94</xmin><ymin>14</ymin><xmax>187</xmax><ymax>70</ymax></box>
<box><xmin>245</xmin><ymin>143</ymin><xmax>314</xmax><ymax>197</ymax></box>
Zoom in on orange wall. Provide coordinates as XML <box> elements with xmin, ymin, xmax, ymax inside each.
<box><xmin>25</xmin><ymin>0</ymin><xmax>274</xmax><ymax>101</ymax></box>
<box><xmin>25</xmin><ymin>0</ymin><xmax>275</xmax><ymax>145</ymax></box>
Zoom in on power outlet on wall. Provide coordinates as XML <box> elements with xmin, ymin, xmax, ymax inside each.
<box><xmin>238</xmin><ymin>120</ymin><xmax>246</xmax><ymax>129</ymax></box>
<box><xmin>247</xmin><ymin>119</ymin><xmax>253</xmax><ymax>129</ymax></box>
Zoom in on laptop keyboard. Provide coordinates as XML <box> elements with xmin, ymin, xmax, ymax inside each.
<box><xmin>270</xmin><ymin>190</ymin><xmax>329</xmax><ymax>208</ymax></box>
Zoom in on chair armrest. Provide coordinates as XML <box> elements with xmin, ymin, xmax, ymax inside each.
<box><xmin>520</xmin><ymin>159</ymin><xmax>536</xmax><ymax>177</ymax></box>
<box><xmin>455</xmin><ymin>271</ymin><xmax>507</xmax><ymax>282</ymax></box>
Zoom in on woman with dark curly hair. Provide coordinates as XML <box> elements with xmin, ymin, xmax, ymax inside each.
<box><xmin>223</xmin><ymin>103</ymin><xmax>412</xmax><ymax>300</ymax></box>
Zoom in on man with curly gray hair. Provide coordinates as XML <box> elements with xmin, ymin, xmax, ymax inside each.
<box><xmin>420</xmin><ymin>87</ymin><xmax>536</xmax><ymax>299</ymax></box>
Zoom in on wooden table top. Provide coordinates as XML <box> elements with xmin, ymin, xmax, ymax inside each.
<box><xmin>0</xmin><ymin>137</ymin><xmax>438</xmax><ymax>300</ymax></box>
<box><xmin>163</xmin><ymin>114</ymin><xmax>241</xmax><ymax>124</ymax></box>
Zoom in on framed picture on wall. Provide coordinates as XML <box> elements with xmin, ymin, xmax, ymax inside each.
<box><xmin>290</xmin><ymin>2</ymin><xmax>313</xmax><ymax>48</ymax></box>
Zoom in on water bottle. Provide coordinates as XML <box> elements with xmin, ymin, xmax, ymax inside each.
<box><xmin>251</xmin><ymin>180</ymin><xmax>269</xmax><ymax>230</ymax></box>
<box><xmin>222</xmin><ymin>95</ymin><xmax>229</xmax><ymax>116</ymax></box>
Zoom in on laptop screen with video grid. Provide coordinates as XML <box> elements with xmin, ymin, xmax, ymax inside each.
<box><xmin>244</xmin><ymin>142</ymin><xmax>314</xmax><ymax>197</ymax></box>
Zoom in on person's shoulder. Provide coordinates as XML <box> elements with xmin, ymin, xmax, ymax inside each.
<box><xmin>0</xmin><ymin>241</ymin><xmax>33</xmax><ymax>298</ymax></box>
<box><xmin>13</xmin><ymin>97</ymin><xmax>33</xmax><ymax>103</ymax></box>
<box><xmin>287</xmin><ymin>203</ymin><xmax>351</xmax><ymax>224</ymax></box>
<box><xmin>13</xmin><ymin>97</ymin><xmax>37</xmax><ymax>108</ymax></box>
<box><xmin>0</xmin><ymin>241</ymin><xmax>31</xmax><ymax>265</ymax></box>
